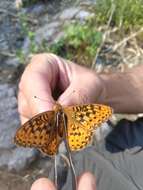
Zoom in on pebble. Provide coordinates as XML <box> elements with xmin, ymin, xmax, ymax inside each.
<box><xmin>59</xmin><ymin>7</ymin><xmax>81</xmax><ymax>20</ymax></box>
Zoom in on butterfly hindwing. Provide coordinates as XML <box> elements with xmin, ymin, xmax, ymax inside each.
<box><xmin>39</xmin><ymin>133</ymin><xmax>62</xmax><ymax>156</ymax></box>
<box><xmin>67</xmin><ymin>119</ymin><xmax>93</xmax><ymax>151</ymax></box>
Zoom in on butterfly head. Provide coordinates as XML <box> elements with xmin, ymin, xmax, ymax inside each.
<box><xmin>53</xmin><ymin>102</ymin><xmax>63</xmax><ymax>112</ymax></box>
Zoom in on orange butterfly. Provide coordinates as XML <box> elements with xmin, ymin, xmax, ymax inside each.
<box><xmin>14</xmin><ymin>103</ymin><xmax>112</xmax><ymax>156</ymax></box>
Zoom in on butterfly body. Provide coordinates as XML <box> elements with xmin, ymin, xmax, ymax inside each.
<box><xmin>14</xmin><ymin>103</ymin><xmax>112</xmax><ymax>156</ymax></box>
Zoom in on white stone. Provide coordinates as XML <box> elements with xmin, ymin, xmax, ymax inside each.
<box><xmin>60</xmin><ymin>7</ymin><xmax>81</xmax><ymax>20</ymax></box>
<box><xmin>76</xmin><ymin>10</ymin><xmax>90</xmax><ymax>21</ymax></box>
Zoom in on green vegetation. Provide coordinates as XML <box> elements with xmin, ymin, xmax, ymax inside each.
<box><xmin>95</xmin><ymin>0</ymin><xmax>143</xmax><ymax>28</ymax></box>
<box><xmin>16</xmin><ymin>0</ymin><xmax>143</xmax><ymax>66</ymax></box>
<box><xmin>17</xmin><ymin>16</ymin><xmax>102</xmax><ymax>66</ymax></box>
<box><xmin>19</xmin><ymin>13</ymin><xmax>37</xmax><ymax>53</ymax></box>
<box><xmin>49</xmin><ymin>22</ymin><xmax>102</xmax><ymax>66</ymax></box>
<box><xmin>16</xmin><ymin>13</ymin><xmax>38</xmax><ymax>63</ymax></box>
<box><xmin>22</xmin><ymin>0</ymin><xmax>42</xmax><ymax>7</ymax></box>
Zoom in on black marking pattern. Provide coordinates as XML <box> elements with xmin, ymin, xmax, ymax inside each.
<box><xmin>14</xmin><ymin>103</ymin><xmax>112</xmax><ymax>155</ymax></box>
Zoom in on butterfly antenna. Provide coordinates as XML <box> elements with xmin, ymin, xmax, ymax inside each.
<box><xmin>62</xmin><ymin>113</ymin><xmax>77</xmax><ymax>190</ymax></box>
<box><xmin>34</xmin><ymin>90</ymin><xmax>76</xmax><ymax>105</ymax></box>
<box><xmin>34</xmin><ymin>96</ymin><xmax>55</xmax><ymax>104</ymax></box>
<box><xmin>60</xmin><ymin>90</ymin><xmax>76</xmax><ymax>103</ymax></box>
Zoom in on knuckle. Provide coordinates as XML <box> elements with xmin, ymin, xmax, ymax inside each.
<box><xmin>30</xmin><ymin>53</ymin><xmax>56</xmax><ymax>66</ymax></box>
<box><xmin>17</xmin><ymin>103</ymin><xmax>24</xmax><ymax>116</ymax></box>
<box><xmin>17</xmin><ymin>91</ymin><xmax>27</xmax><ymax>115</ymax></box>
<box><xmin>18</xmin><ymin>79</ymin><xmax>24</xmax><ymax>91</ymax></box>
<box><xmin>30</xmin><ymin>53</ymin><xmax>53</xmax><ymax>63</ymax></box>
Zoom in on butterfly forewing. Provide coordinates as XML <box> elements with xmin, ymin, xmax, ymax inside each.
<box><xmin>64</xmin><ymin>104</ymin><xmax>112</xmax><ymax>151</ymax></box>
<box><xmin>38</xmin><ymin>114</ymin><xmax>64</xmax><ymax>156</ymax></box>
<box><xmin>14</xmin><ymin>111</ymin><xmax>56</xmax><ymax>148</ymax></box>
<box><xmin>70</xmin><ymin>104</ymin><xmax>112</xmax><ymax>130</ymax></box>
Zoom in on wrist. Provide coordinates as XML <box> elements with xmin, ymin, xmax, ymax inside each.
<box><xmin>96</xmin><ymin>73</ymin><xmax>122</xmax><ymax>111</ymax></box>
<box><xmin>97</xmin><ymin>70</ymin><xmax>143</xmax><ymax>113</ymax></box>
<box><xmin>92</xmin><ymin>73</ymin><xmax>107</xmax><ymax>104</ymax></box>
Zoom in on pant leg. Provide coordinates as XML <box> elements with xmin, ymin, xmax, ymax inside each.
<box><xmin>63</xmin><ymin>117</ymin><xmax>143</xmax><ymax>190</ymax></box>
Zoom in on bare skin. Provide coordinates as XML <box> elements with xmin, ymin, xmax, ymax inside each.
<box><xmin>18</xmin><ymin>53</ymin><xmax>103</xmax><ymax>124</ymax></box>
<box><xmin>18</xmin><ymin>53</ymin><xmax>143</xmax><ymax>190</ymax></box>
<box><xmin>19</xmin><ymin>53</ymin><xmax>143</xmax><ymax>125</ymax></box>
<box><xmin>31</xmin><ymin>172</ymin><xmax>96</xmax><ymax>190</ymax></box>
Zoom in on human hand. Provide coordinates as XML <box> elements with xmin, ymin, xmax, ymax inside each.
<box><xmin>18</xmin><ymin>53</ymin><xmax>104</xmax><ymax>124</ymax></box>
<box><xmin>31</xmin><ymin>172</ymin><xmax>96</xmax><ymax>190</ymax></box>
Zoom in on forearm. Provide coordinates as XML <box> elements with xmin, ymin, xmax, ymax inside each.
<box><xmin>98</xmin><ymin>66</ymin><xmax>143</xmax><ymax>113</ymax></box>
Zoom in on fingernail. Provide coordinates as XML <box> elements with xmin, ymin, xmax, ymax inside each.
<box><xmin>31</xmin><ymin>178</ymin><xmax>56</xmax><ymax>190</ymax></box>
<box><xmin>78</xmin><ymin>172</ymin><xmax>96</xmax><ymax>190</ymax></box>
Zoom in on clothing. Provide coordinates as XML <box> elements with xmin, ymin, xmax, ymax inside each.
<box><xmin>63</xmin><ymin>117</ymin><xmax>143</xmax><ymax>190</ymax></box>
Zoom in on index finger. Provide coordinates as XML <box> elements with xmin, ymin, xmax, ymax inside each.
<box><xmin>18</xmin><ymin>54</ymin><xmax>59</xmax><ymax>119</ymax></box>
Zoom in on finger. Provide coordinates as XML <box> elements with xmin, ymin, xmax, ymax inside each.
<box><xmin>20</xmin><ymin>115</ymin><xmax>29</xmax><ymax>125</ymax></box>
<box><xmin>18</xmin><ymin>90</ymin><xmax>32</xmax><ymax>124</ymax></box>
<box><xmin>18</xmin><ymin>53</ymin><xmax>64</xmax><ymax>117</ymax></box>
<box><xmin>19</xmin><ymin>68</ymin><xmax>55</xmax><ymax>116</ymax></box>
<box><xmin>31</xmin><ymin>178</ymin><xmax>56</xmax><ymax>190</ymax></box>
<box><xmin>58</xmin><ymin>84</ymin><xmax>88</xmax><ymax>106</ymax></box>
<box><xmin>20</xmin><ymin>73</ymin><xmax>54</xmax><ymax>113</ymax></box>
<box><xmin>18</xmin><ymin>89</ymin><xmax>53</xmax><ymax>124</ymax></box>
<box><xmin>78</xmin><ymin>172</ymin><xmax>96</xmax><ymax>190</ymax></box>
<box><xmin>18</xmin><ymin>90</ymin><xmax>31</xmax><ymax>118</ymax></box>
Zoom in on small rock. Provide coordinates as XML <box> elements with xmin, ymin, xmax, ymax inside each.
<box><xmin>79</xmin><ymin>0</ymin><xmax>96</xmax><ymax>6</ymax></box>
<box><xmin>59</xmin><ymin>7</ymin><xmax>81</xmax><ymax>20</ymax></box>
<box><xmin>8</xmin><ymin>148</ymin><xmax>37</xmax><ymax>172</ymax></box>
<box><xmin>0</xmin><ymin>85</ymin><xmax>9</xmax><ymax>98</ymax></box>
<box><xmin>6</xmin><ymin>58</ymin><xmax>20</xmax><ymax>67</ymax></box>
<box><xmin>22</xmin><ymin>3</ymin><xmax>46</xmax><ymax>16</ymax></box>
<box><xmin>15</xmin><ymin>0</ymin><xmax>23</xmax><ymax>9</ymax></box>
<box><xmin>42</xmin><ymin>14</ymin><xmax>49</xmax><ymax>24</ymax></box>
<box><xmin>46</xmin><ymin>21</ymin><xmax>61</xmax><ymax>29</ymax></box>
<box><xmin>53</xmin><ymin>31</ymin><xmax>65</xmax><ymax>43</ymax></box>
<box><xmin>0</xmin><ymin>150</ymin><xmax>11</xmax><ymax>169</ymax></box>
<box><xmin>75</xmin><ymin>10</ymin><xmax>91</xmax><ymax>21</ymax></box>
<box><xmin>35</xmin><ymin>21</ymin><xmax>60</xmax><ymax>44</ymax></box>
<box><xmin>0</xmin><ymin>33</ymin><xmax>9</xmax><ymax>52</ymax></box>
<box><xmin>7</xmin><ymin>86</ymin><xmax>16</xmax><ymax>97</ymax></box>
<box><xmin>22</xmin><ymin>37</ymin><xmax>31</xmax><ymax>56</ymax></box>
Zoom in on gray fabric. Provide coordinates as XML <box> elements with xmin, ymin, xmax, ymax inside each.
<box><xmin>63</xmin><ymin>118</ymin><xmax>143</xmax><ymax>190</ymax></box>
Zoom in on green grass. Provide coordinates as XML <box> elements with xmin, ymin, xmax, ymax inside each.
<box><xmin>16</xmin><ymin>0</ymin><xmax>143</xmax><ymax>66</ymax></box>
<box><xmin>95</xmin><ymin>0</ymin><xmax>143</xmax><ymax>29</ymax></box>
<box><xmin>22</xmin><ymin>0</ymin><xmax>42</xmax><ymax>7</ymax></box>
<box><xmin>17</xmin><ymin>16</ymin><xmax>103</xmax><ymax>66</ymax></box>
<box><xmin>49</xmin><ymin>22</ymin><xmax>102</xmax><ymax>66</ymax></box>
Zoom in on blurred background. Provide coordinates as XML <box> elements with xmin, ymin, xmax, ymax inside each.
<box><xmin>0</xmin><ymin>0</ymin><xmax>143</xmax><ymax>189</ymax></box>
